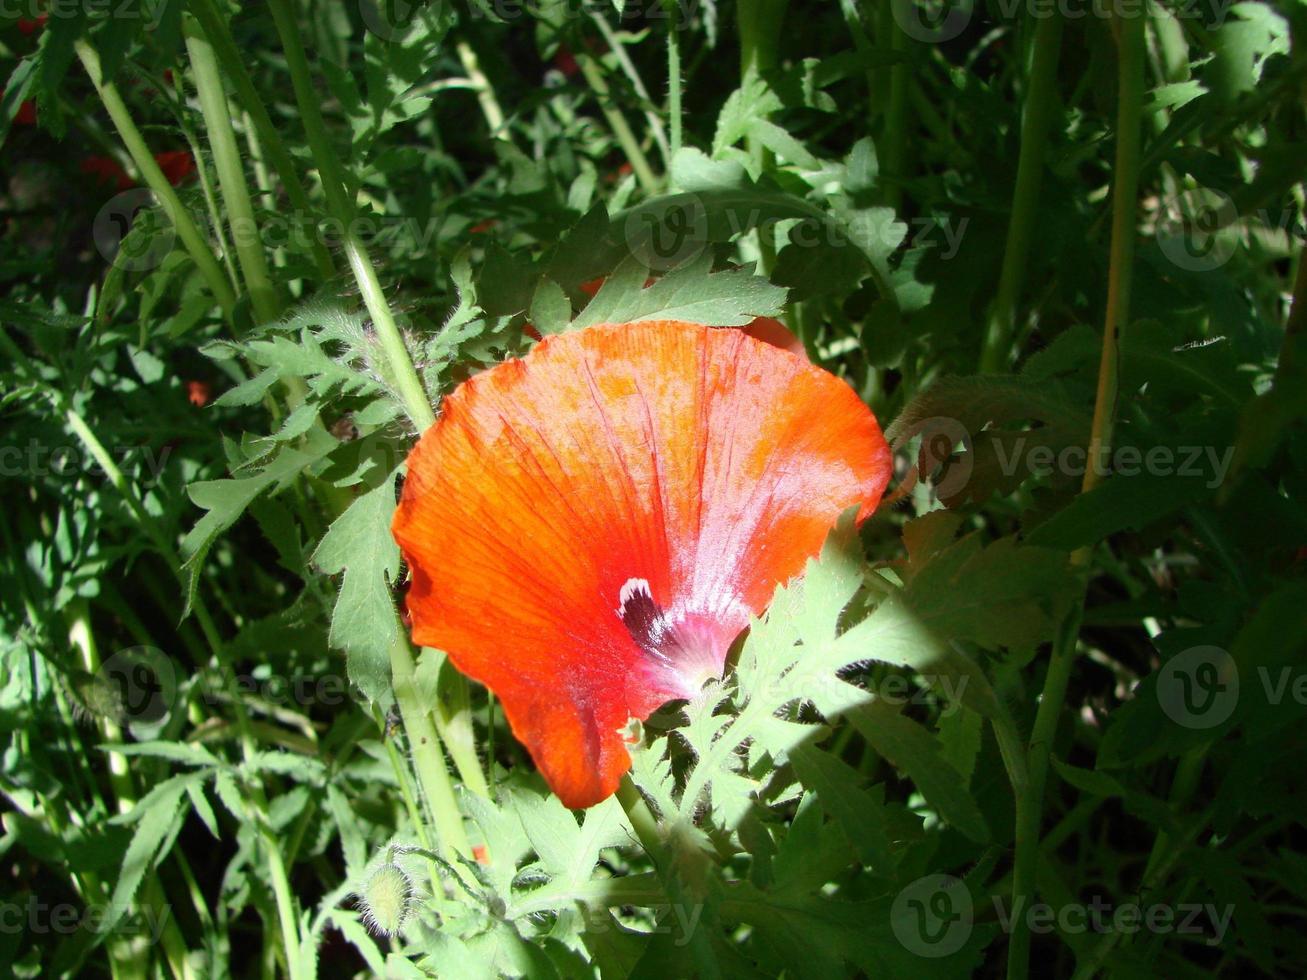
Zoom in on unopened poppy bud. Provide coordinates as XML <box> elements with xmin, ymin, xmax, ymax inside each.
<box><xmin>359</xmin><ymin>862</ymin><xmax>412</xmax><ymax>938</ymax></box>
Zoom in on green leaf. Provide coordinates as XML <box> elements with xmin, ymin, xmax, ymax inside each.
<box><xmin>789</xmin><ymin>746</ymin><xmax>892</xmax><ymax>869</ymax></box>
<box><xmin>311</xmin><ymin>468</ymin><xmax>402</xmax><ymax>703</ymax></box>
<box><xmin>837</xmin><ymin>698</ymin><xmax>988</xmax><ymax>842</ymax></box>
<box><xmin>529</xmin><ymin>277</ymin><xmax>573</xmax><ymax>336</ymax></box>
<box><xmin>572</xmin><ymin>254</ymin><xmax>786</xmax><ymax>329</ymax></box>
<box><xmin>1026</xmin><ymin>471</ymin><xmax>1214</xmax><ymax>550</ymax></box>
<box><xmin>181</xmin><ymin>428</ymin><xmax>338</xmax><ymax>613</ymax></box>
<box><xmin>102</xmin><ymin>774</ymin><xmax>195</xmax><ymax>933</ymax></box>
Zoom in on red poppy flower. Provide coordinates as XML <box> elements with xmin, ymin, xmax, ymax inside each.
<box><xmin>186</xmin><ymin>380</ymin><xmax>211</xmax><ymax>407</ymax></box>
<box><xmin>553</xmin><ymin>45</ymin><xmax>579</xmax><ymax>78</ymax></box>
<box><xmin>17</xmin><ymin>15</ymin><xmax>47</xmax><ymax>36</ymax></box>
<box><xmin>154</xmin><ymin>150</ymin><xmax>196</xmax><ymax>186</ymax></box>
<box><xmin>392</xmin><ymin>320</ymin><xmax>891</xmax><ymax>807</ymax></box>
<box><xmin>81</xmin><ymin>155</ymin><xmax>133</xmax><ymax>191</ymax></box>
<box><xmin>15</xmin><ymin>99</ymin><xmax>36</xmax><ymax>126</ymax></box>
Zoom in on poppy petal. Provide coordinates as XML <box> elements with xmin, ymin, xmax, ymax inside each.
<box><xmin>392</xmin><ymin>320</ymin><xmax>891</xmax><ymax>807</ymax></box>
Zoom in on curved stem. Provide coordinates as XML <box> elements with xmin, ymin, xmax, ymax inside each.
<box><xmin>591</xmin><ymin>11</ymin><xmax>670</xmax><ymax>166</ymax></box>
<box><xmin>665</xmin><ymin>0</ymin><xmax>683</xmax><ymax>157</ymax></box>
<box><xmin>980</xmin><ymin>11</ymin><xmax>1064</xmax><ymax>373</ymax></box>
<box><xmin>184</xmin><ymin>19</ymin><xmax>281</xmax><ymax>325</ymax></box>
<box><xmin>267</xmin><ymin>0</ymin><xmax>435</xmax><ymax>432</ymax></box>
<box><xmin>1005</xmin><ymin>10</ymin><xmax>1146</xmax><ymax>979</ymax></box>
<box><xmin>578</xmin><ymin>53</ymin><xmax>660</xmax><ymax>195</ymax></box>
<box><xmin>389</xmin><ymin>629</ymin><xmax>470</xmax><ymax>856</ymax></box>
<box><xmin>63</xmin><ymin>403</ymin><xmax>305</xmax><ymax>979</ymax></box>
<box><xmin>75</xmin><ymin>40</ymin><xmax>237</xmax><ymax>316</ymax></box>
<box><xmin>188</xmin><ymin>0</ymin><xmax>336</xmax><ymax>280</ymax></box>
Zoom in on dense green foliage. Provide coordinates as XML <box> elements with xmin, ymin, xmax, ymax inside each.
<box><xmin>2</xmin><ymin>0</ymin><xmax>1306</xmax><ymax>977</ymax></box>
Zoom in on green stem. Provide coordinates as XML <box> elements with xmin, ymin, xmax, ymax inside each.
<box><xmin>267</xmin><ymin>0</ymin><xmax>435</xmax><ymax>432</ymax></box>
<box><xmin>591</xmin><ymin>11</ymin><xmax>670</xmax><ymax>166</ymax></box>
<box><xmin>882</xmin><ymin>9</ymin><xmax>909</xmax><ymax>213</ymax></box>
<box><xmin>62</xmin><ymin>404</ymin><xmax>306</xmax><ymax>979</ymax></box>
<box><xmin>188</xmin><ymin>0</ymin><xmax>335</xmax><ymax>280</ymax></box>
<box><xmin>578</xmin><ymin>54</ymin><xmax>660</xmax><ymax>195</ymax></box>
<box><xmin>737</xmin><ymin>0</ymin><xmax>787</xmax><ymax>272</ymax></box>
<box><xmin>1006</xmin><ymin>11</ymin><xmax>1146</xmax><ymax>980</ymax></box>
<box><xmin>616</xmin><ymin>775</ymin><xmax>721</xmax><ymax>979</ymax></box>
<box><xmin>616</xmin><ymin>774</ymin><xmax>664</xmax><ymax>858</ymax></box>
<box><xmin>431</xmin><ymin>654</ymin><xmax>491</xmax><ymax>798</ymax></box>
<box><xmin>455</xmin><ymin>38</ymin><xmax>506</xmax><ymax>136</ymax></box>
<box><xmin>184</xmin><ymin>19</ymin><xmax>281</xmax><ymax>325</ymax></box>
<box><xmin>74</xmin><ymin>40</ymin><xmax>236</xmax><ymax>316</ymax></box>
<box><xmin>389</xmin><ymin>629</ymin><xmax>470</xmax><ymax>856</ymax></box>
<box><xmin>980</xmin><ymin>11</ymin><xmax>1063</xmax><ymax>373</ymax></box>
<box><xmin>665</xmin><ymin>0</ymin><xmax>683</xmax><ymax>157</ymax></box>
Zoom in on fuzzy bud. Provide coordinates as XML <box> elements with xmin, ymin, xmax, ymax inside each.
<box><xmin>359</xmin><ymin>862</ymin><xmax>412</xmax><ymax>938</ymax></box>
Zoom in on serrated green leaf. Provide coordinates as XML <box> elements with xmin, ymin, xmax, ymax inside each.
<box><xmin>311</xmin><ymin>469</ymin><xmax>401</xmax><ymax>703</ymax></box>
<box><xmin>572</xmin><ymin>253</ymin><xmax>785</xmax><ymax>329</ymax></box>
<box><xmin>103</xmin><ymin>774</ymin><xmax>194</xmax><ymax>933</ymax></box>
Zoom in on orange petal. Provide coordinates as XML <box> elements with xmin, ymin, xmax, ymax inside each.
<box><xmin>392</xmin><ymin>321</ymin><xmax>890</xmax><ymax>807</ymax></box>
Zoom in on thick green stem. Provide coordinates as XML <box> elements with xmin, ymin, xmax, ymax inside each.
<box><xmin>737</xmin><ymin>0</ymin><xmax>787</xmax><ymax>270</ymax></box>
<box><xmin>74</xmin><ymin>41</ymin><xmax>236</xmax><ymax>316</ymax></box>
<box><xmin>980</xmin><ymin>11</ymin><xmax>1064</xmax><ymax>373</ymax></box>
<box><xmin>389</xmin><ymin>630</ymin><xmax>470</xmax><ymax>856</ymax></box>
<box><xmin>188</xmin><ymin>0</ymin><xmax>335</xmax><ymax>280</ymax></box>
<box><xmin>882</xmin><ymin>9</ymin><xmax>909</xmax><ymax>213</ymax></box>
<box><xmin>431</xmin><ymin>654</ymin><xmax>491</xmax><ymax>798</ymax></box>
<box><xmin>63</xmin><ymin>404</ymin><xmax>305</xmax><ymax>979</ymax></box>
<box><xmin>184</xmin><ymin>20</ymin><xmax>281</xmax><ymax>325</ymax></box>
<box><xmin>270</xmin><ymin>0</ymin><xmax>493</xmax><ymax>840</ymax></box>
<box><xmin>578</xmin><ymin>54</ymin><xmax>660</xmax><ymax>195</ymax></box>
<box><xmin>616</xmin><ymin>775</ymin><xmax>720</xmax><ymax>978</ymax></box>
<box><xmin>455</xmin><ymin>38</ymin><xmax>506</xmax><ymax>136</ymax></box>
<box><xmin>267</xmin><ymin>0</ymin><xmax>435</xmax><ymax>432</ymax></box>
<box><xmin>665</xmin><ymin>0</ymin><xmax>683</xmax><ymax>157</ymax></box>
<box><xmin>591</xmin><ymin>11</ymin><xmax>670</xmax><ymax>166</ymax></box>
<box><xmin>1006</xmin><ymin>11</ymin><xmax>1146</xmax><ymax>980</ymax></box>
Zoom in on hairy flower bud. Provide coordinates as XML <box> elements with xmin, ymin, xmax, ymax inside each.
<box><xmin>359</xmin><ymin>862</ymin><xmax>413</xmax><ymax>938</ymax></box>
